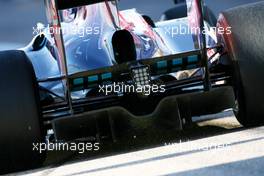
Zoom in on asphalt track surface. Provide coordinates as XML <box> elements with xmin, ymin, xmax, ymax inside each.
<box><xmin>14</xmin><ymin>112</ymin><xmax>264</xmax><ymax>176</ymax></box>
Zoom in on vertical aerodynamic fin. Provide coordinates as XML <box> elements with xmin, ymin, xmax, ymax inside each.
<box><xmin>186</xmin><ymin>0</ymin><xmax>211</xmax><ymax>90</ymax></box>
<box><xmin>44</xmin><ymin>0</ymin><xmax>73</xmax><ymax>113</ymax></box>
<box><xmin>186</xmin><ymin>0</ymin><xmax>206</xmax><ymax>50</ymax></box>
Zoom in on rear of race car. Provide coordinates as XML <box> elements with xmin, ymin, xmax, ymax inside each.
<box><xmin>1</xmin><ymin>0</ymin><xmax>264</xmax><ymax>174</ymax></box>
<box><xmin>38</xmin><ymin>0</ymin><xmax>235</xmax><ymax>142</ymax></box>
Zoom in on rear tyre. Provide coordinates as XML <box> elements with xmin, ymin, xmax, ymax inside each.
<box><xmin>0</xmin><ymin>50</ymin><xmax>46</xmax><ymax>174</ymax></box>
<box><xmin>217</xmin><ymin>2</ymin><xmax>264</xmax><ymax>126</ymax></box>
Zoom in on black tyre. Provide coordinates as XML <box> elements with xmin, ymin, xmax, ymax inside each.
<box><xmin>217</xmin><ymin>2</ymin><xmax>264</xmax><ymax>126</ymax></box>
<box><xmin>0</xmin><ymin>50</ymin><xmax>46</xmax><ymax>174</ymax></box>
<box><xmin>161</xmin><ymin>3</ymin><xmax>217</xmax><ymax>26</ymax></box>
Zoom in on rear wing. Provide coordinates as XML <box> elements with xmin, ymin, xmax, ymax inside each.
<box><xmin>42</xmin><ymin>0</ymin><xmax>210</xmax><ymax>114</ymax></box>
<box><xmin>56</xmin><ymin>0</ymin><xmax>113</xmax><ymax>10</ymax></box>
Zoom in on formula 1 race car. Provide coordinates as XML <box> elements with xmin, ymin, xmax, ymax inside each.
<box><xmin>0</xmin><ymin>0</ymin><xmax>264</xmax><ymax>173</ymax></box>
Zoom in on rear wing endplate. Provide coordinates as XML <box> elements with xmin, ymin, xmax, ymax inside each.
<box><xmin>186</xmin><ymin>0</ymin><xmax>211</xmax><ymax>90</ymax></box>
